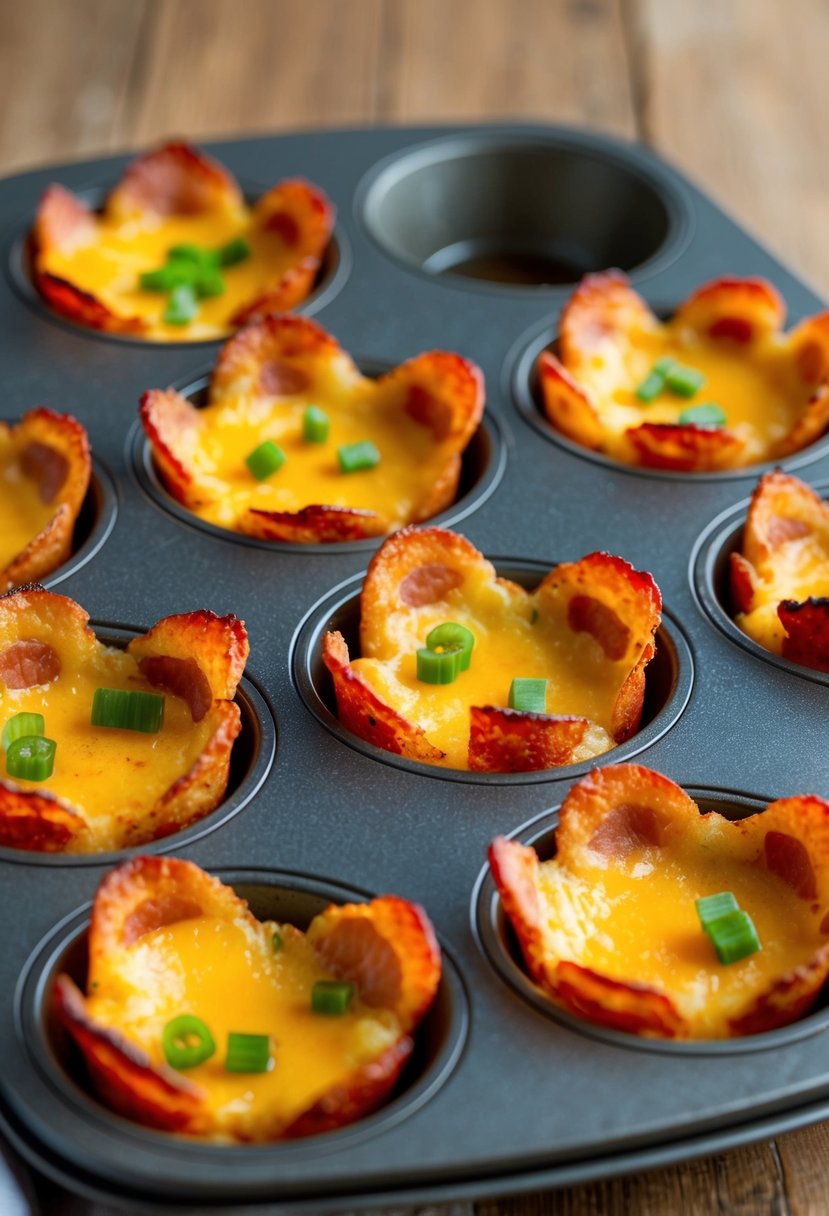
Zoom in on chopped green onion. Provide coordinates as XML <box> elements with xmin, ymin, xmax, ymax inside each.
<box><xmin>5</xmin><ymin>735</ymin><xmax>56</xmax><ymax>781</ymax></box>
<box><xmin>140</xmin><ymin>263</ymin><xmax>196</xmax><ymax>292</ymax></box>
<box><xmin>2</xmin><ymin>712</ymin><xmax>44</xmax><ymax>752</ymax></box>
<box><xmin>271</xmin><ymin>930</ymin><xmax>283</xmax><ymax>954</ymax></box>
<box><xmin>635</xmin><ymin>370</ymin><xmax>666</xmax><ymax>403</ymax></box>
<box><xmin>219</xmin><ymin>237</ymin><xmax>252</xmax><ymax>266</ymax></box>
<box><xmin>302</xmin><ymin>404</ymin><xmax>330</xmax><ymax>444</ymax></box>
<box><xmin>225</xmin><ymin>1032</ymin><xmax>271</xmax><ymax>1073</ymax></box>
<box><xmin>162</xmin><ymin>1015</ymin><xmax>216</xmax><ymax>1069</ymax></box>
<box><xmin>338</xmin><ymin>440</ymin><xmax>380</xmax><ymax>473</ymax></box>
<box><xmin>195</xmin><ymin>268</ymin><xmax>226</xmax><ymax>298</ymax></box>
<box><xmin>696</xmin><ymin>892</ymin><xmax>739</xmax><ymax>929</ymax></box>
<box><xmin>678</xmin><ymin>403</ymin><xmax>727</xmax><ymax>428</ymax></box>
<box><xmin>167</xmin><ymin>243</ymin><xmax>210</xmax><ymax>265</ymax></box>
<box><xmin>508</xmin><ymin>678</ymin><xmax>548</xmax><ymax>713</ymax></box>
<box><xmin>705</xmin><ymin>909</ymin><xmax>761</xmax><ymax>965</ymax></box>
<box><xmin>653</xmin><ymin>356</ymin><xmax>679</xmax><ymax>376</ymax></box>
<box><xmin>416</xmin><ymin>646</ymin><xmax>461</xmax><ymax>684</ymax></box>
<box><xmin>425</xmin><ymin>622</ymin><xmax>475</xmax><ymax>672</ymax></box>
<box><xmin>664</xmin><ymin>362</ymin><xmax>706</xmax><ymax>397</ymax></box>
<box><xmin>163</xmin><ymin>283</ymin><xmax>199</xmax><ymax>325</ymax></box>
<box><xmin>246</xmin><ymin>440</ymin><xmax>286</xmax><ymax>481</ymax></box>
<box><xmin>311</xmin><ymin>980</ymin><xmax>354</xmax><ymax>1015</ymax></box>
<box><xmin>91</xmin><ymin>688</ymin><xmax>165</xmax><ymax>733</ymax></box>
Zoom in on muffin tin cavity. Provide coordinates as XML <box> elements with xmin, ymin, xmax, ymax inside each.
<box><xmin>691</xmin><ymin>483</ymin><xmax>829</xmax><ymax>687</ymax></box>
<box><xmin>131</xmin><ymin>370</ymin><xmax>507</xmax><ymax>554</ymax></box>
<box><xmin>473</xmin><ymin>788</ymin><xmax>829</xmax><ymax>1056</ymax></box>
<box><xmin>0</xmin><ymin>629</ymin><xmax>276</xmax><ymax>868</ymax></box>
<box><xmin>6</xmin><ymin>187</ymin><xmax>350</xmax><ymax>345</ymax></box>
<box><xmin>291</xmin><ymin>561</ymin><xmax>693</xmax><ymax>785</ymax></box>
<box><xmin>359</xmin><ymin>134</ymin><xmax>690</xmax><ymax>291</ymax></box>
<box><xmin>511</xmin><ymin>321</ymin><xmax>829</xmax><ymax>481</ymax></box>
<box><xmin>11</xmin><ymin>870</ymin><xmax>468</xmax><ymax>1202</ymax></box>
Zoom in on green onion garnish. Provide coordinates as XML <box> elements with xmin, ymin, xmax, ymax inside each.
<box><xmin>664</xmin><ymin>362</ymin><xmax>706</xmax><ymax>397</ymax></box>
<box><xmin>635</xmin><ymin>370</ymin><xmax>666</xmax><ymax>403</ymax></box>
<box><xmin>195</xmin><ymin>267</ymin><xmax>226</xmax><ymax>298</ymax></box>
<box><xmin>91</xmin><ymin>688</ymin><xmax>165</xmax><ymax>733</ymax></box>
<box><xmin>338</xmin><ymin>440</ymin><xmax>380</xmax><ymax>473</ymax></box>
<box><xmin>704</xmin><ymin>910</ymin><xmax>761</xmax><ymax>965</ymax></box>
<box><xmin>302</xmin><ymin>405</ymin><xmax>330</xmax><ymax>444</ymax></box>
<box><xmin>508</xmin><ymin>678</ymin><xmax>548</xmax><ymax>713</ymax></box>
<box><xmin>219</xmin><ymin>237</ymin><xmax>251</xmax><ymax>266</ymax></box>
<box><xmin>2</xmin><ymin>712</ymin><xmax>44</xmax><ymax>752</ymax></box>
<box><xmin>425</xmin><ymin>622</ymin><xmax>475</xmax><ymax>672</ymax></box>
<box><xmin>416</xmin><ymin>646</ymin><xmax>461</xmax><ymax>684</ymax></box>
<box><xmin>162</xmin><ymin>1015</ymin><xmax>216</xmax><ymax>1069</ymax></box>
<box><xmin>695</xmin><ymin>892</ymin><xmax>739</xmax><ymax>929</ymax></box>
<box><xmin>271</xmin><ymin>930</ymin><xmax>283</xmax><ymax>954</ymax></box>
<box><xmin>311</xmin><ymin>980</ymin><xmax>354</xmax><ymax>1016</ymax></box>
<box><xmin>246</xmin><ymin>440</ymin><xmax>286</xmax><ymax>481</ymax></box>
<box><xmin>5</xmin><ymin>735</ymin><xmax>56</xmax><ymax>781</ymax></box>
<box><xmin>163</xmin><ymin>283</ymin><xmax>199</xmax><ymax>326</ymax></box>
<box><xmin>225</xmin><ymin>1032</ymin><xmax>271</xmax><ymax>1073</ymax></box>
<box><xmin>139</xmin><ymin>264</ymin><xmax>195</xmax><ymax>292</ymax></box>
<box><xmin>167</xmin><ymin>243</ymin><xmax>212</xmax><ymax>265</ymax></box>
<box><xmin>678</xmin><ymin>403</ymin><xmax>727</xmax><ymax>428</ymax></box>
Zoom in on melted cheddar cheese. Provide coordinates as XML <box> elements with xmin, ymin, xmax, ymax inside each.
<box><xmin>188</xmin><ymin>387</ymin><xmax>441</xmax><ymax>532</ymax></box>
<box><xmin>354</xmin><ymin>579</ymin><xmax>618</xmax><ymax>768</ymax></box>
<box><xmin>87</xmin><ymin>915</ymin><xmax>400</xmax><ymax>1140</ymax></box>
<box><xmin>538</xmin><ymin>841</ymin><xmax>822</xmax><ymax>1037</ymax></box>
<box><xmin>736</xmin><ymin>533</ymin><xmax>829</xmax><ymax>653</ymax></box>
<box><xmin>1</xmin><ymin>647</ymin><xmax>212</xmax><ymax>852</ymax></box>
<box><xmin>0</xmin><ymin>433</ymin><xmax>55</xmax><ymax>568</ymax></box>
<box><xmin>585</xmin><ymin>320</ymin><xmax>804</xmax><ymax>463</ymax></box>
<box><xmin>39</xmin><ymin>211</ymin><xmax>294</xmax><ymax>342</ymax></box>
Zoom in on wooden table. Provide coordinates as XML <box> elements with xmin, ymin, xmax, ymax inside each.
<box><xmin>1</xmin><ymin>2</ymin><xmax>827</xmax><ymax>1212</ymax></box>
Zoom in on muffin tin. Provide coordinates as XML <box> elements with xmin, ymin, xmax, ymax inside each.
<box><xmin>0</xmin><ymin>123</ymin><xmax>828</xmax><ymax>1213</ymax></box>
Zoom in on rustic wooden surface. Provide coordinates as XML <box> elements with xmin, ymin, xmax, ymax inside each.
<box><xmin>1</xmin><ymin>1</ymin><xmax>827</xmax><ymax>1213</ymax></box>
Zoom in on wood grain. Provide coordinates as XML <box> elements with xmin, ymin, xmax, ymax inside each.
<box><xmin>626</xmin><ymin>0</ymin><xmax>829</xmax><ymax>297</ymax></box>
<box><xmin>376</xmin><ymin>0</ymin><xmax>636</xmax><ymax>135</ymax></box>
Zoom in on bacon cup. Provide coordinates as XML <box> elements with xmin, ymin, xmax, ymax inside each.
<box><xmin>730</xmin><ymin>470</ymin><xmax>829</xmax><ymax>671</ymax></box>
<box><xmin>0</xmin><ymin>588</ymin><xmax>248</xmax><ymax>853</ymax></box>
<box><xmin>490</xmin><ymin>764</ymin><xmax>829</xmax><ymax>1039</ymax></box>
<box><xmin>54</xmin><ymin>856</ymin><xmax>442</xmax><ymax>1141</ymax></box>
<box><xmin>538</xmin><ymin>272</ymin><xmax>829</xmax><ymax>471</ymax></box>
<box><xmin>140</xmin><ymin>315</ymin><xmax>484</xmax><ymax>543</ymax></box>
<box><xmin>31</xmin><ymin>141</ymin><xmax>334</xmax><ymax>341</ymax></box>
<box><xmin>322</xmin><ymin>528</ymin><xmax>661</xmax><ymax>772</ymax></box>
<box><xmin>0</xmin><ymin>409</ymin><xmax>91</xmax><ymax>591</ymax></box>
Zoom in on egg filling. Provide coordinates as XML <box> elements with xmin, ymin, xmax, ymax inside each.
<box><xmin>39</xmin><ymin>210</ymin><xmax>297</xmax><ymax>342</ymax></box>
<box><xmin>86</xmin><ymin>914</ymin><xmax>400</xmax><ymax>1139</ymax></box>
<box><xmin>0</xmin><ymin>433</ymin><xmax>56</xmax><ymax>568</ymax></box>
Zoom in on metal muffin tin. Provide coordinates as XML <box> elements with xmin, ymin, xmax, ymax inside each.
<box><xmin>0</xmin><ymin>123</ymin><xmax>828</xmax><ymax>1213</ymax></box>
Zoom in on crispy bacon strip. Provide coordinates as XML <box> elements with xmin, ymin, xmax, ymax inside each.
<box><xmin>730</xmin><ymin>471</ymin><xmax>829</xmax><ymax>669</ymax></box>
<box><xmin>490</xmin><ymin>765</ymin><xmax>829</xmax><ymax>1039</ymax></box>
<box><xmin>55</xmin><ymin>857</ymin><xmax>440</xmax><ymax>1140</ymax></box>
<box><xmin>141</xmin><ymin>317</ymin><xmax>484</xmax><ymax>541</ymax></box>
<box><xmin>31</xmin><ymin>142</ymin><xmax>334</xmax><ymax>334</ymax></box>
<box><xmin>539</xmin><ymin>271</ymin><xmax>829</xmax><ymax>470</ymax></box>
<box><xmin>1</xmin><ymin>410</ymin><xmax>92</xmax><ymax>592</ymax></box>
<box><xmin>0</xmin><ymin>591</ymin><xmax>247</xmax><ymax>853</ymax></box>
<box><xmin>325</xmin><ymin>530</ymin><xmax>660</xmax><ymax>772</ymax></box>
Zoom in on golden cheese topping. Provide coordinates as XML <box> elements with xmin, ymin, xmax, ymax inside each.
<box><xmin>0</xmin><ymin>433</ymin><xmax>56</xmax><ymax>569</ymax></box>
<box><xmin>354</xmin><ymin>580</ymin><xmax>617</xmax><ymax>768</ymax></box>
<box><xmin>87</xmin><ymin>915</ymin><xmax>400</xmax><ymax>1139</ymax></box>
<box><xmin>39</xmin><ymin>211</ymin><xmax>291</xmax><ymax>342</ymax></box>
<box><xmin>1</xmin><ymin>647</ymin><xmax>212</xmax><ymax>851</ymax></box>
<box><xmin>585</xmin><ymin>320</ymin><xmax>804</xmax><ymax>463</ymax></box>
<box><xmin>189</xmin><ymin>387</ymin><xmax>441</xmax><ymax>532</ymax></box>
<box><xmin>538</xmin><ymin>841</ymin><xmax>822</xmax><ymax>1037</ymax></box>
<box><xmin>736</xmin><ymin>534</ymin><xmax>829</xmax><ymax>653</ymax></box>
